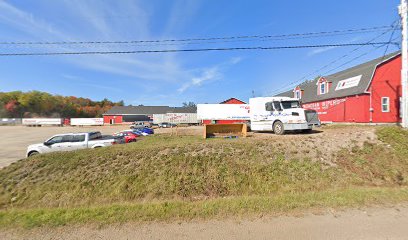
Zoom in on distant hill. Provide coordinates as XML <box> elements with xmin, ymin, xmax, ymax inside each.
<box><xmin>0</xmin><ymin>91</ymin><xmax>124</xmax><ymax>118</ymax></box>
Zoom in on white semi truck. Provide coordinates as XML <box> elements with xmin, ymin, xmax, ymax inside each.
<box><xmin>249</xmin><ymin>97</ymin><xmax>320</xmax><ymax>134</ymax></box>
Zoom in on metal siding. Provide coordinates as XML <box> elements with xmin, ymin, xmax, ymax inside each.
<box><xmin>0</xmin><ymin>118</ymin><xmax>22</xmax><ymax>125</ymax></box>
<box><xmin>303</xmin><ymin>95</ymin><xmax>370</xmax><ymax>123</ymax></box>
<box><xmin>370</xmin><ymin>55</ymin><xmax>402</xmax><ymax>123</ymax></box>
<box><xmin>153</xmin><ymin>113</ymin><xmax>198</xmax><ymax>124</ymax></box>
<box><xmin>22</xmin><ymin>118</ymin><xmax>63</xmax><ymax>125</ymax></box>
<box><xmin>70</xmin><ymin>118</ymin><xmax>104</xmax><ymax>126</ymax></box>
<box><xmin>197</xmin><ymin>104</ymin><xmax>250</xmax><ymax>120</ymax></box>
<box><xmin>103</xmin><ymin>115</ymin><xmax>123</xmax><ymax>124</ymax></box>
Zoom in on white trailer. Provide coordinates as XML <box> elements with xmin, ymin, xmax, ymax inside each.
<box><xmin>70</xmin><ymin>118</ymin><xmax>104</xmax><ymax>126</ymax></box>
<box><xmin>249</xmin><ymin>97</ymin><xmax>320</xmax><ymax>134</ymax></box>
<box><xmin>153</xmin><ymin>113</ymin><xmax>198</xmax><ymax>124</ymax></box>
<box><xmin>0</xmin><ymin>118</ymin><xmax>22</xmax><ymax>125</ymax></box>
<box><xmin>197</xmin><ymin>104</ymin><xmax>250</xmax><ymax>121</ymax></box>
<box><xmin>22</xmin><ymin>118</ymin><xmax>63</xmax><ymax>127</ymax></box>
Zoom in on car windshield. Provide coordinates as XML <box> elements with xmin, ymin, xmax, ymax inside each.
<box><xmin>281</xmin><ymin>101</ymin><xmax>300</xmax><ymax>109</ymax></box>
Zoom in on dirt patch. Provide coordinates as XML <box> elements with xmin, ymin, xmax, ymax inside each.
<box><xmin>2</xmin><ymin>205</ymin><xmax>407</xmax><ymax>240</ymax></box>
<box><xmin>250</xmin><ymin>125</ymin><xmax>379</xmax><ymax>165</ymax></box>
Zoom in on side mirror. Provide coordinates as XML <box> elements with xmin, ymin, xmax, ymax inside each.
<box><xmin>44</xmin><ymin>141</ymin><xmax>53</xmax><ymax>146</ymax></box>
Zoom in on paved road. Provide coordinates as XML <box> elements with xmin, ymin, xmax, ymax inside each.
<box><xmin>2</xmin><ymin>206</ymin><xmax>407</xmax><ymax>240</ymax></box>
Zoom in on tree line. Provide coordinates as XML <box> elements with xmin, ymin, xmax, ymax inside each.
<box><xmin>0</xmin><ymin>91</ymin><xmax>124</xmax><ymax>118</ymax></box>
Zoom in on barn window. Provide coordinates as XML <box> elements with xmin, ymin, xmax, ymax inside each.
<box><xmin>295</xmin><ymin>90</ymin><xmax>301</xmax><ymax>99</ymax></box>
<box><xmin>320</xmin><ymin>82</ymin><xmax>326</xmax><ymax>94</ymax></box>
<box><xmin>381</xmin><ymin>97</ymin><xmax>390</xmax><ymax>112</ymax></box>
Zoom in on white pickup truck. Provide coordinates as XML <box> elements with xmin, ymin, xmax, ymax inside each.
<box><xmin>26</xmin><ymin>131</ymin><xmax>124</xmax><ymax>157</ymax></box>
<box><xmin>250</xmin><ymin>97</ymin><xmax>320</xmax><ymax>134</ymax></box>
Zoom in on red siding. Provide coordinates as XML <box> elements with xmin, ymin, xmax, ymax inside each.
<box><xmin>103</xmin><ymin>115</ymin><xmax>123</xmax><ymax>124</ymax></box>
<box><xmin>302</xmin><ymin>55</ymin><xmax>401</xmax><ymax>123</ymax></box>
<box><xmin>369</xmin><ymin>55</ymin><xmax>402</xmax><ymax>123</ymax></box>
<box><xmin>303</xmin><ymin>95</ymin><xmax>370</xmax><ymax>123</ymax></box>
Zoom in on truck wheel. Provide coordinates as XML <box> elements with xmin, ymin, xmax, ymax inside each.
<box><xmin>273</xmin><ymin>121</ymin><xmax>285</xmax><ymax>135</ymax></box>
<box><xmin>28</xmin><ymin>151</ymin><xmax>39</xmax><ymax>157</ymax></box>
<box><xmin>302</xmin><ymin>129</ymin><xmax>312</xmax><ymax>134</ymax></box>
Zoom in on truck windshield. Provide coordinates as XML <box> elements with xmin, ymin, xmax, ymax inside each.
<box><xmin>281</xmin><ymin>101</ymin><xmax>300</xmax><ymax>109</ymax></box>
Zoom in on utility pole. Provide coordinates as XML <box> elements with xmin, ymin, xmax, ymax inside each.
<box><xmin>400</xmin><ymin>0</ymin><xmax>408</xmax><ymax>128</ymax></box>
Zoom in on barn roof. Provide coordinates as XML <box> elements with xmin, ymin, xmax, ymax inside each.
<box><xmin>219</xmin><ymin>98</ymin><xmax>247</xmax><ymax>104</ymax></box>
<box><xmin>277</xmin><ymin>51</ymin><xmax>401</xmax><ymax>103</ymax></box>
<box><xmin>103</xmin><ymin>106</ymin><xmax>197</xmax><ymax>115</ymax></box>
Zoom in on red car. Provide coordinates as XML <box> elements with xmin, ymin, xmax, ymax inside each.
<box><xmin>113</xmin><ymin>131</ymin><xmax>138</xmax><ymax>143</ymax></box>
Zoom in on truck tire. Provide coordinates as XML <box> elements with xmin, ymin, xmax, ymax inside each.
<box><xmin>28</xmin><ymin>151</ymin><xmax>39</xmax><ymax>157</ymax></box>
<box><xmin>302</xmin><ymin>129</ymin><xmax>312</xmax><ymax>134</ymax></box>
<box><xmin>273</xmin><ymin>121</ymin><xmax>285</xmax><ymax>135</ymax></box>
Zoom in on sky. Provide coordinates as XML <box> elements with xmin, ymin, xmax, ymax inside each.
<box><xmin>0</xmin><ymin>0</ymin><xmax>402</xmax><ymax>106</ymax></box>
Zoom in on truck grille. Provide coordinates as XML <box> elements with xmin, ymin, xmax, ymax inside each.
<box><xmin>305</xmin><ymin>110</ymin><xmax>320</xmax><ymax>125</ymax></box>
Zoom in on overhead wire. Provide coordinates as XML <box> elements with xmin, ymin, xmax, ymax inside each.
<box><xmin>266</xmin><ymin>21</ymin><xmax>400</xmax><ymax>96</ymax></box>
<box><xmin>0</xmin><ymin>26</ymin><xmax>394</xmax><ymax>46</ymax></box>
<box><xmin>0</xmin><ymin>42</ymin><xmax>397</xmax><ymax>57</ymax></box>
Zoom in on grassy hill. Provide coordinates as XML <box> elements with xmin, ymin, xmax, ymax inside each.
<box><xmin>1</xmin><ymin>126</ymin><xmax>408</xmax><ymax>228</ymax></box>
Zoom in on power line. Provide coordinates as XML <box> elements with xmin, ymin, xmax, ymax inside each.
<box><xmin>382</xmin><ymin>19</ymin><xmax>401</xmax><ymax>57</ymax></box>
<box><xmin>267</xmin><ymin>23</ymin><xmax>399</xmax><ymax>96</ymax></box>
<box><xmin>321</xmin><ymin>38</ymin><xmax>399</xmax><ymax>76</ymax></box>
<box><xmin>0</xmin><ymin>26</ymin><xmax>394</xmax><ymax>46</ymax></box>
<box><xmin>0</xmin><ymin>28</ymin><xmax>393</xmax><ymax>51</ymax></box>
<box><xmin>0</xmin><ymin>42</ymin><xmax>397</xmax><ymax>57</ymax></box>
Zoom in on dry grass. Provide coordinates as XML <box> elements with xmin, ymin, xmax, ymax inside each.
<box><xmin>0</xmin><ymin>126</ymin><xmax>407</xmax><ymax>228</ymax></box>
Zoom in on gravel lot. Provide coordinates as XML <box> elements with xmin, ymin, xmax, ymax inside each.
<box><xmin>0</xmin><ymin>125</ymin><xmax>132</xmax><ymax>168</ymax></box>
<box><xmin>0</xmin><ymin>124</ymin><xmax>378</xmax><ymax>169</ymax></box>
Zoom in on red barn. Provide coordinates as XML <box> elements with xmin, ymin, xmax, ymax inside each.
<box><xmin>219</xmin><ymin>98</ymin><xmax>247</xmax><ymax>104</ymax></box>
<box><xmin>279</xmin><ymin>51</ymin><xmax>402</xmax><ymax>123</ymax></box>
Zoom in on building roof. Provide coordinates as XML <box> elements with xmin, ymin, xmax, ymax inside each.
<box><xmin>219</xmin><ymin>98</ymin><xmax>247</xmax><ymax>104</ymax></box>
<box><xmin>277</xmin><ymin>51</ymin><xmax>401</xmax><ymax>103</ymax></box>
<box><xmin>103</xmin><ymin>106</ymin><xmax>197</xmax><ymax>115</ymax></box>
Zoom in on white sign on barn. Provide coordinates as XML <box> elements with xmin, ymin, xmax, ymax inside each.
<box><xmin>335</xmin><ymin>75</ymin><xmax>362</xmax><ymax>91</ymax></box>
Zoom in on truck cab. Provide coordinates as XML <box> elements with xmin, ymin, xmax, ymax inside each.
<box><xmin>249</xmin><ymin>97</ymin><xmax>320</xmax><ymax>134</ymax></box>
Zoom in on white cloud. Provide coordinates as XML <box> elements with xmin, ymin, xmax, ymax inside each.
<box><xmin>177</xmin><ymin>57</ymin><xmax>242</xmax><ymax>93</ymax></box>
<box><xmin>0</xmin><ymin>0</ymin><xmax>190</xmax><ymax>84</ymax></box>
<box><xmin>178</xmin><ymin>67</ymin><xmax>219</xmax><ymax>93</ymax></box>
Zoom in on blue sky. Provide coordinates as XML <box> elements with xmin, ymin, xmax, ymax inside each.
<box><xmin>0</xmin><ymin>0</ymin><xmax>402</xmax><ymax>106</ymax></box>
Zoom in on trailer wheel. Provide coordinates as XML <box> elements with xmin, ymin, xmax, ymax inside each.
<box><xmin>273</xmin><ymin>121</ymin><xmax>285</xmax><ymax>135</ymax></box>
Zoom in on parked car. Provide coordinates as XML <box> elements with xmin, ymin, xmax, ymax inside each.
<box><xmin>26</xmin><ymin>131</ymin><xmax>124</xmax><ymax>157</ymax></box>
<box><xmin>113</xmin><ymin>131</ymin><xmax>138</xmax><ymax>143</ymax></box>
<box><xmin>130</xmin><ymin>121</ymin><xmax>152</xmax><ymax>129</ymax></box>
<box><xmin>158</xmin><ymin>122</ymin><xmax>177</xmax><ymax>128</ymax></box>
<box><xmin>122</xmin><ymin>129</ymin><xmax>149</xmax><ymax>136</ymax></box>
<box><xmin>139</xmin><ymin>127</ymin><xmax>154</xmax><ymax>134</ymax></box>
